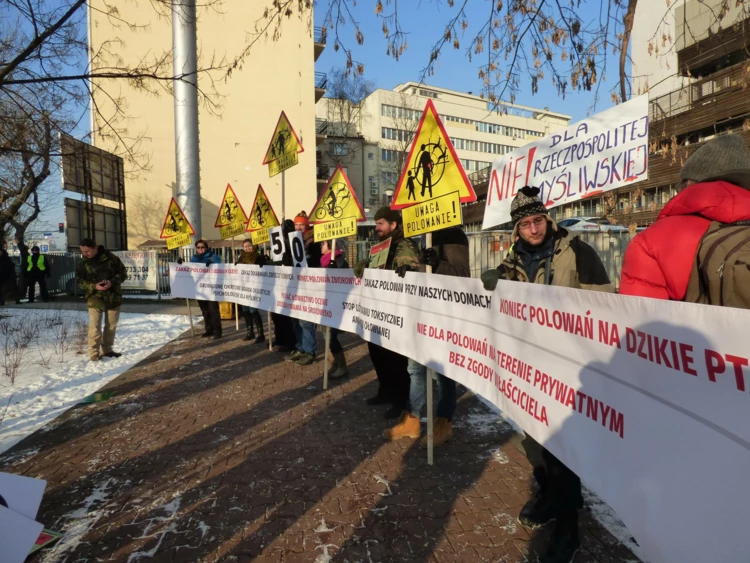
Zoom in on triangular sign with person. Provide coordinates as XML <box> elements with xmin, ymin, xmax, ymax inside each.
<box><xmin>245</xmin><ymin>184</ymin><xmax>281</xmax><ymax>232</ymax></box>
<box><xmin>214</xmin><ymin>184</ymin><xmax>249</xmax><ymax>228</ymax></box>
<box><xmin>390</xmin><ymin>99</ymin><xmax>477</xmax><ymax>210</ymax></box>
<box><xmin>159</xmin><ymin>198</ymin><xmax>195</xmax><ymax>238</ymax></box>
<box><xmin>262</xmin><ymin>111</ymin><xmax>304</xmax><ymax>165</ymax></box>
<box><xmin>309</xmin><ymin>165</ymin><xmax>366</xmax><ymax>224</ymax></box>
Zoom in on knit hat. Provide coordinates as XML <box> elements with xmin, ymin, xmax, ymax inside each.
<box><xmin>374</xmin><ymin>206</ymin><xmax>401</xmax><ymax>224</ymax></box>
<box><xmin>294</xmin><ymin>210</ymin><xmax>309</xmax><ymax>226</ymax></box>
<box><xmin>510</xmin><ymin>186</ymin><xmax>548</xmax><ymax>225</ymax></box>
<box><xmin>680</xmin><ymin>134</ymin><xmax>750</xmax><ymax>189</ymax></box>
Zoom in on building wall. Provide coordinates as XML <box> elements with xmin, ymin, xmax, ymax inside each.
<box><xmin>89</xmin><ymin>2</ymin><xmax>317</xmax><ymax>248</ymax></box>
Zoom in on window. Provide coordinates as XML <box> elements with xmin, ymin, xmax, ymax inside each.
<box><xmin>381</xmin><ymin>104</ymin><xmax>420</xmax><ymax>121</ymax></box>
<box><xmin>331</xmin><ymin>143</ymin><xmax>348</xmax><ymax>156</ymax></box>
<box><xmin>381</xmin><ymin>171</ymin><xmax>399</xmax><ymax>185</ymax></box>
<box><xmin>368</xmin><ymin>152</ymin><xmax>374</xmax><ymax>160</ymax></box>
<box><xmin>381</xmin><ymin>127</ymin><xmax>413</xmax><ymax>142</ymax></box>
<box><xmin>419</xmin><ymin>89</ymin><xmax>439</xmax><ymax>99</ymax></box>
<box><xmin>381</xmin><ymin>148</ymin><xmax>403</xmax><ymax>162</ymax></box>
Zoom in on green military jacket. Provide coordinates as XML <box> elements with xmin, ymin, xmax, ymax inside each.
<box><xmin>75</xmin><ymin>246</ymin><xmax>128</xmax><ymax>309</ymax></box>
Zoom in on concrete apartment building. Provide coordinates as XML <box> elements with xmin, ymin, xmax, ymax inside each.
<box><xmin>316</xmin><ymin>83</ymin><xmax>570</xmax><ymax>215</ymax></box>
<box><xmin>550</xmin><ymin>0</ymin><xmax>750</xmax><ymax>226</ymax></box>
<box><xmin>88</xmin><ymin>2</ymin><xmax>325</xmax><ymax>248</ymax></box>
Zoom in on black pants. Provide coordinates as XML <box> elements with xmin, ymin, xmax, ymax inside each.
<box><xmin>329</xmin><ymin>328</ymin><xmax>343</xmax><ymax>353</ymax></box>
<box><xmin>367</xmin><ymin>342</ymin><xmax>410</xmax><ymax>408</ymax></box>
<box><xmin>198</xmin><ymin>300</ymin><xmax>222</xmax><ymax>335</ymax></box>
<box><xmin>522</xmin><ymin>435</ymin><xmax>582</xmax><ymax>519</ymax></box>
<box><xmin>27</xmin><ymin>275</ymin><xmax>49</xmax><ymax>302</ymax></box>
<box><xmin>271</xmin><ymin>313</ymin><xmax>296</xmax><ymax>348</ymax></box>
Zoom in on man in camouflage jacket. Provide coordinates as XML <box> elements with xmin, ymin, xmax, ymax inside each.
<box><xmin>353</xmin><ymin>207</ymin><xmax>420</xmax><ymax>419</ymax></box>
<box><xmin>76</xmin><ymin>238</ymin><xmax>127</xmax><ymax>361</ymax></box>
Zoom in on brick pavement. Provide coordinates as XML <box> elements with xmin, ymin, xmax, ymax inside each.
<box><xmin>1</xmin><ymin>322</ymin><xmax>640</xmax><ymax>562</ymax></box>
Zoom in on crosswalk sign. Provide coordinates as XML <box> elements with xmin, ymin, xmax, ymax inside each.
<box><xmin>309</xmin><ymin>165</ymin><xmax>366</xmax><ymax>224</ymax></box>
<box><xmin>263</xmin><ymin>111</ymin><xmax>304</xmax><ymax>177</ymax></box>
<box><xmin>246</xmin><ymin>184</ymin><xmax>281</xmax><ymax>232</ymax></box>
<box><xmin>390</xmin><ymin>99</ymin><xmax>477</xmax><ymax>210</ymax></box>
<box><xmin>160</xmin><ymin>198</ymin><xmax>195</xmax><ymax>238</ymax></box>
<box><xmin>215</xmin><ymin>184</ymin><xmax>248</xmax><ymax>228</ymax></box>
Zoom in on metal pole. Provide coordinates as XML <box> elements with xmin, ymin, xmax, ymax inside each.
<box><xmin>323</xmin><ymin>238</ymin><xmax>335</xmax><ymax>390</ymax></box>
<box><xmin>266</xmin><ymin>241</ymin><xmax>273</xmax><ymax>351</ymax></box>
<box><xmin>172</xmin><ymin>0</ymin><xmax>201</xmax><ymax>242</ymax></box>
<box><xmin>186</xmin><ymin>298</ymin><xmax>195</xmax><ymax>336</ymax></box>
<box><xmin>233</xmin><ymin>237</ymin><xmax>239</xmax><ymax>332</ymax></box>
<box><xmin>425</xmin><ymin>232</ymin><xmax>434</xmax><ymax>466</ymax></box>
<box><xmin>281</xmin><ymin>170</ymin><xmax>286</xmax><ymax>221</ymax></box>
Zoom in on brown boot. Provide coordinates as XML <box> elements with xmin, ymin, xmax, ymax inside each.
<box><xmin>326</xmin><ymin>349</ymin><xmax>338</xmax><ymax>375</ymax></box>
<box><xmin>329</xmin><ymin>351</ymin><xmax>348</xmax><ymax>379</ymax></box>
<box><xmin>420</xmin><ymin>418</ymin><xmax>453</xmax><ymax>447</ymax></box>
<box><xmin>383</xmin><ymin>412</ymin><xmax>421</xmax><ymax>440</ymax></box>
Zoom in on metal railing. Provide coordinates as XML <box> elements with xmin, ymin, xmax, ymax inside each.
<box><xmin>314</xmin><ymin>26</ymin><xmax>326</xmax><ymax>44</ymax></box>
<box><xmin>314</xmin><ymin>72</ymin><xmax>328</xmax><ymax>90</ymax></box>
<box><xmin>316</xmin><ymin>118</ymin><xmax>328</xmax><ymax>135</ymax></box>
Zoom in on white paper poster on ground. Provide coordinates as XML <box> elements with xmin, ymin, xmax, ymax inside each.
<box><xmin>115</xmin><ymin>251</ymin><xmax>158</xmax><ymax>291</ymax></box>
<box><xmin>482</xmin><ymin>95</ymin><xmax>649</xmax><ymax>228</ymax></box>
<box><xmin>0</xmin><ymin>472</ymin><xmax>46</xmax><ymax>520</ymax></box>
<box><xmin>0</xmin><ymin>504</ymin><xmax>44</xmax><ymax>563</ymax></box>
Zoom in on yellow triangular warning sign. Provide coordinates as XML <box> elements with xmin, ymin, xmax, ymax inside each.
<box><xmin>245</xmin><ymin>184</ymin><xmax>281</xmax><ymax>232</ymax></box>
<box><xmin>309</xmin><ymin>165</ymin><xmax>366</xmax><ymax>224</ymax></box>
<box><xmin>391</xmin><ymin>99</ymin><xmax>477</xmax><ymax>210</ymax></box>
<box><xmin>160</xmin><ymin>198</ymin><xmax>195</xmax><ymax>239</ymax></box>
<box><xmin>262</xmin><ymin>111</ymin><xmax>304</xmax><ymax>165</ymax></box>
<box><xmin>214</xmin><ymin>184</ymin><xmax>249</xmax><ymax>228</ymax></box>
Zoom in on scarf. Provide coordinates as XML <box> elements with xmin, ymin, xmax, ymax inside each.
<box><xmin>321</xmin><ymin>248</ymin><xmax>343</xmax><ymax>268</ymax></box>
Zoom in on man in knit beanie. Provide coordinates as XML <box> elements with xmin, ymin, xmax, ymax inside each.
<box><xmin>480</xmin><ymin>186</ymin><xmax>612</xmax><ymax>563</ymax></box>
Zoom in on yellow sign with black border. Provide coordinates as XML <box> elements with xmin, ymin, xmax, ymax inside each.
<box><xmin>313</xmin><ymin>217</ymin><xmax>357</xmax><ymax>242</ymax></box>
<box><xmin>166</xmin><ymin>232</ymin><xmax>192</xmax><ymax>250</ymax></box>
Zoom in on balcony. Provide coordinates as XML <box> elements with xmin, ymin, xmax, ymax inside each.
<box><xmin>315</xmin><ymin>118</ymin><xmax>328</xmax><ymax>147</ymax></box>
<box><xmin>314</xmin><ymin>26</ymin><xmax>326</xmax><ymax>62</ymax></box>
<box><xmin>314</xmin><ymin>72</ymin><xmax>327</xmax><ymax>103</ymax></box>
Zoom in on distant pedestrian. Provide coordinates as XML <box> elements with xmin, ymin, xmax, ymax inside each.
<box><xmin>190</xmin><ymin>240</ymin><xmax>223</xmax><ymax>339</ymax></box>
<box><xmin>25</xmin><ymin>245</ymin><xmax>51</xmax><ymax>303</ymax></box>
<box><xmin>235</xmin><ymin>239</ymin><xmax>267</xmax><ymax>343</ymax></box>
<box><xmin>76</xmin><ymin>238</ymin><xmax>127</xmax><ymax>361</ymax></box>
<box><xmin>0</xmin><ymin>249</ymin><xmax>18</xmax><ymax>306</ymax></box>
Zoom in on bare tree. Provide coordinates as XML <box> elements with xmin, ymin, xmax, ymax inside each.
<box><xmin>377</xmin><ymin>91</ymin><xmax>420</xmax><ymax>205</ymax></box>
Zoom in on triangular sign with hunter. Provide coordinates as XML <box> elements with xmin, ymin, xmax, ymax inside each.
<box><xmin>214</xmin><ymin>183</ymin><xmax>249</xmax><ymax>227</ymax></box>
<box><xmin>390</xmin><ymin>99</ymin><xmax>477</xmax><ymax>210</ymax></box>
<box><xmin>160</xmin><ymin>197</ymin><xmax>195</xmax><ymax>238</ymax></box>
<box><xmin>308</xmin><ymin>164</ymin><xmax>366</xmax><ymax>224</ymax></box>
<box><xmin>246</xmin><ymin>184</ymin><xmax>281</xmax><ymax>232</ymax></box>
<box><xmin>262</xmin><ymin>111</ymin><xmax>304</xmax><ymax>165</ymax></box>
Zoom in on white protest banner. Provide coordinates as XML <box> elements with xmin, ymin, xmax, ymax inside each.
<box><xmin>170</xmin><ymin>262</ymin><xmax>750</xmax><ymax>562</ymax></box>
<box><xmin>115</xmin><ymin>251</ymin><xmax>157</xmax><ymax>291</ymax></box>
<box><xmin>482</xmin><ymin>95</ymin><xmax>649</xmax><ymax>229</ymax></box>
<box><xmin>0</xmin><ymin>505</ymin><xmax>44</xmax><ymax>563</ymax></box>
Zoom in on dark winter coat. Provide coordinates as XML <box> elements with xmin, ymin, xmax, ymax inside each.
<box><xmin>75</xmin><ymin>246</ymin><xmax>128</xmax><ymax>310</ymax></box>
<box><xmin>498</xmin><ymin>227</ymin><xmax>613</xmax><ymax>292</ymax></box>
<box><xmin>190</xmin><ymin>250</ymin><xmax>222</xmax><ymax>266</ymax></box>
<box><xmin>0</xmin><ymin>253</ymin><xmax>18</xmax><ymax>302</ymax></box>
<box><xmin>417</xmin><ymin>227</ymin><xmax>470</xmax><ymax>278</ymax></box>
<box><xmin>17</xmin><ymin>241</ymin><xmax>30</xmax><ymax>280</ymax></box>
<box><xmin>235</xmin><ymin>249</ymin><xmax>267</xmax><ymax>266</ymax></box>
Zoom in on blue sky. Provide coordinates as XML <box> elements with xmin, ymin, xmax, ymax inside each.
<box><xmin>314</xmin><ymin>2</ymin><xmax>614</xmax><ymax>122</ymax></box>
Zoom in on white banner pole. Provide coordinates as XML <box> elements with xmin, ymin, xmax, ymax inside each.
<box><xmin>266</xmin><ymin>241</ymin><xmax>273</xmax><ymax>351</ymax></box>
<box><xmin>424</xmin><ymin>232</ymin><xmax>434</xmax><ymax>466</ymax></box>
<box><xmin>233</xmin><ymin>237</ymin><xmax>239</xmax><ymax>332</ymax></box>
<box><xmin>323</xmin><ymin>238</ymin><xmax>336</xmax><ymax>390</ymax></box>
<box><xmin>186</xmin><ymin>298</ymin><xmax>195</xmax><ymax>336</ymax></box>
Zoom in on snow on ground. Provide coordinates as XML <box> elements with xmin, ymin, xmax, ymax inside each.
<box><xmin>0</xmin><ymin>307</ymin><xmax>192</xmax><ymax>454</ymax></box>
<box><xmin>463</xmin><ymin>395</ymin><xmax>645</xmax><ymax>561</ymax></box>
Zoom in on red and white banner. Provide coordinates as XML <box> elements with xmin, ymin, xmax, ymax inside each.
<box><xmin>170</xmin><ymin>263</ymin><xmax>750</xmax><ymax>563</ymax></box>
<box><xmin>482</xmin><ymin>95</ymin><xmax>649</xmax><ymax>228</ymax></box>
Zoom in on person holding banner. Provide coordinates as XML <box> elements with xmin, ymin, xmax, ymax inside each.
<box><xmin>384</xmin><ymin>226</ymin><xmax>470</xmax><ymax>445</ymax></box>
<box><xmin>353</xmin><ymin>206</ymin><xmax>420</xmax><ymax>419</ymax></box>
<box><xmin>271</xmin><ymin>220</ymin><xmax>297</xmax><ymax>352</ymax></box>
<box><xmin>235</xmin><ymin>239</ymin><xmax>267</xmax><ymax>343</ymax></box>
<box><xmin>481</xmin><ymin>187</ymin><xmax>612</xmax><ymax>563</ymax></box>
<box><xmin>284</xmin><ymin>212</ymin><xmax>321</xmax><ymax>366</ymax></box>
<box><xmin>321</xmin><ymin>238</ymin><xmax>349</xmax><ymax>379</ymax></box>
<box><xmin>190</xmin><ymin>240</ymin><xmax>223</xmax><ymax>340</ymax></box>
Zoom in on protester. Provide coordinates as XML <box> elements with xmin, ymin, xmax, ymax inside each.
<box><xmin>76</xmin><ymin>238</ymin><xmax>127</xmax><ymax>361</ymax></box>
<box><xmin>284</xmin><ymin>211</ymin><xmax>321</xmax><ymax>366</ymax></box>
<box><xmin>271</xmin><ymin>219</ymin><xmax>297</xmax><ymax>352</ymax></box>
<box><xmin>0</xmin><ymin>249</ymin><xmax>18</xmax><ymax>306</ymax></box>
<box><xmin>235</xmin><ymin>239</ymin><xmax>267</xmax><ymax>343</ymax></box>
<box><xmin>190</xmin><ymin>240</ymin><xmax>223</xmax><ymax>339</ymax></box>
<box><xmin>384</xmin><ymin>226</ymin><xmax>470</xmax><ymax>445</ymax></box>
<box><xmin>620</xmin><ymin>134</ymin><xmax>750</xmax><ymax>305</ymax></box>
<box><xmin>481</xmin><ymin>186</ymin><xmax>613</xmax><ymax>563</ymax></box>
<box><xmin>353</xmin><ymin>206</ymin><xmax>420</xmax><ymax>419</ymax></box>
<box><xmin>321</xmin><ymin>238</ymin><xmax>349</xmax><ymax>379</ymax></box>
<box><xmin>25</xmin><ymin>245</ymin><xmax>51</xmax><ymax>303</ymax></box>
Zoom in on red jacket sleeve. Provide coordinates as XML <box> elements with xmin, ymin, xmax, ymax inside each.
<box><xmin>619</xmin><ymin>233</ymin><xmax>670</xmax><ymax>300</ymax></box>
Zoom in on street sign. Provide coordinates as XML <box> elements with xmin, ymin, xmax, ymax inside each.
<box><xmin>313</xmin><ymin>217</ymin><xmax>357</xmax><ymax>242</ymax></box>
<box><xmin>246</xmin><ymin>184</ymin><xmax>280</xmax><ymax>232</ymax></box>
<box><xmin>402</xmin><ymin>191</ymin><xmax>463</xmax><ymax>237</ymax></box>
<box><xmin>160</xmin><ymin>198</ymin><xmax>195</xmax><ymax>250</ymax></box>
<box><xmin>215</xmin><ymin>184</ymin><xmax>249</xmax><ymax>239</ymax></box>
<box><xmin>39</xmin><ymin>245</ymin><xmax>49</xmax><ymax>253</ymax></box>
<box><xmin>390</xmin><ymin>99</ymin><xmax>476</xmax><ymax>210</ymax></box>
<box><xmin>309</xmin><ymin>165</ymin><xmax>366</xmax><ymax>224</ymax></box>
<box><xmin>263</xmin><ymin>111</ymin><xmax>304</xmax><ymax>177</ymax></box>
<box><xmin>43</xmin><ymin>233</ymin><xmax>51</xmax><ymax>237</ymax></box>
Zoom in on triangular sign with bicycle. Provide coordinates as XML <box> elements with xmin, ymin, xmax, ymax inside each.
<box><xmin>309</xmin><ymin>165</ymin><xmax>366</xmax><ymax>224</ymax></box>
<box><xmin>160</xmin><ymin>197</ymin><xmax>195</xmax><ymax>238</ymax></box>
<box><xmin>390</xmin><ymin>99</ymin><xmax>476</xmax><ymax>210</ymax></box>
<box><xmin>246</xmin><ymin>184</ymin><xmax>281</xmax><ymax>232</ymax></box>
<box><xmin>262</xmin><ymin>111</ymin><xmax>304</xmax><ymax>177</ymax></box>
<box><xmin>214</xmin><ymin>184</ymin><xmax>249</xmax><ymax>228</ymax></box>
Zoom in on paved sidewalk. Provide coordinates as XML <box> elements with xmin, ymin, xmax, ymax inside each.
<box><xmin>0</xmin><ymin>322</ymin><xmax>640</xmax><ymax>562</ymax></box>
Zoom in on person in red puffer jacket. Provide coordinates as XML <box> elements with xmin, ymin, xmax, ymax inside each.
<box><xmin>620</xmin><ymin>134</ymin><xmax>750</xmax><ymax>300</ymax></box>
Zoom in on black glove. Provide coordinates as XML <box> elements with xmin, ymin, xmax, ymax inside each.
<box><xmin>327</xmin><ymin>260</ymin><xmax>339</xmax><ymax>269</ymax></box>
<box><xmin>282</xmin><ymin>219</ymin><xmax>295</xmax><ymax>235</ymax></box>
<box><xmin>176</xmin><ymin>257</ymin><xmax>184</xmax><ymax>265</ymax></box>
<box><xmin>258</xmin><ymin>253</ymin><xmax>268</xmax><ymax>268</ymax></box>
<box><xmin>395</xmin><ymin>264</ymin><xmax>417</xmax><ymax>278</ymax></box>
<box><xmin>420</xmin><ymin>248</ymin><xmax>439</xmax><ymax>271</ymax></box>
<box><xmin>481</xmin><ymin>268</ymin><xmax>501</xmax><ymax>291</ymax></box>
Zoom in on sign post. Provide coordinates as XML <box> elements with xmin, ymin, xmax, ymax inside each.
<box><xmin>390</xmin><ymin>99</ymin><xmax>477</xmax><ymax>465</ymax></box>
<box><xmin>310</xmin><ymin>165</ymin><xmax>367</xmax><ymax>390</ymax></box>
